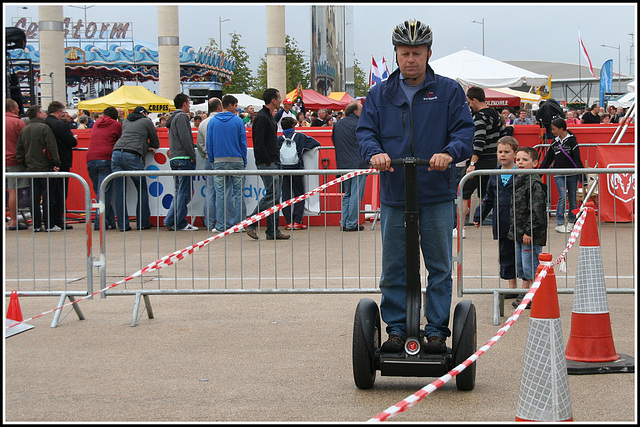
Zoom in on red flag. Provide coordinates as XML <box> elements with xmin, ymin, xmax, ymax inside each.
<box><xmin>578</xmin><ymin>30</ymin><xmax>599</xmax><ymax>80</ymax></box>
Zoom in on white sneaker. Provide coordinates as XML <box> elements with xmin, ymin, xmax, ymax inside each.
<box><xmin>210</xmin><ymin>228</ymin><xmax>222</xmax><ymax>234</ymax></box>
<box><xmin>452</xmin><ymin>228</ymin><xmax>466</xmax><ymax>239</ymax></box>
<box><xmin>178</xmin><ymin>224</ymin><xmax>199</xmax><ymax>231</ymax></box>
<box><xmin>46</xmin><ymin>225</ymin><xmax>62</xmax><ymax>232</ymax></box>
<box><xmin>555</xmin><ymin>225</ymin><xmax>567</xmax><ymax>233</ymax></box>
<box><xmin>567</xmin><ymin>223</ymin><xmax>575</xmax><ymax>231</ymax></box>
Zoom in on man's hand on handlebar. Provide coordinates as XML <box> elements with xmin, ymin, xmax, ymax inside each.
<box><xmin>370</xmin><ymin>153</ymin><xmax>393</xmax><ymax>172</ymax></box>
<box><xmin>428</xmin><ymin>152</ymin><xmax>453</xmax><ymax>171</ymax></box>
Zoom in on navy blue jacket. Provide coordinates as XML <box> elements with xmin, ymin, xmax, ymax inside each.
<box><xmin>474</xmin><ymin>166</ymin><xmax>516</xmax><ymax>240</ymax></box>
<box><xmin>356</xmin><ymin>65</ymin><xmax>474</xmax><ymax>206</ymax></box>
<box><xmin>277</xmin><ymin>129</ymin><xmax>321</xmax><ymax>169</ymax></box>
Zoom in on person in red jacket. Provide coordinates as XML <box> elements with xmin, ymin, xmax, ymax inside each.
<box><xmin>86</xmin><ymin>106</ymin><xmax>122</xmax><ymax>230</ymax></box>
<box><xmin>5</xmin><ymin>99</ymin><xmax>28</xmax><ymax>230</ymax></box>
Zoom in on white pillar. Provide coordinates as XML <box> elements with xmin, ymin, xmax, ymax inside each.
<box><xmin>157</xmin><ymin>5</ymin><xmax>181</xmax><ymax>100</ymax></box>
<box><xmin>38</xmin><ymin>5</ymin><xmax>66</xmax><ymax>106</ymax></box>
<box><xmin>266</xmin><ymin>5</ymin><xmax>286</xmax><ymax>97</ymax></box>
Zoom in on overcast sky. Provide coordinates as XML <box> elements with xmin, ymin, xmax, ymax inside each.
<box><xmin>5</xmin><ymin>3</ymin><xmax>637</xmax><ymax>83</ymax></box>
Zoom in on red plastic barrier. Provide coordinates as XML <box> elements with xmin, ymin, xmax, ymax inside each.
<box><xmin>66</xmin><ymin>124</ymin><xmax>635</xmax><ymax>226</ymax></box>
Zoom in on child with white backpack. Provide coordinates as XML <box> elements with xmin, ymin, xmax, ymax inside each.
<box><xmin>278</xmin><ymin>117</ymin><xmax>320</xmax><ymax>230</ymax></box>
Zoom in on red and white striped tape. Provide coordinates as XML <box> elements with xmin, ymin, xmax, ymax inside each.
<box><xmin>367</xmin><ymin>206</ymin><xmax>588</xmax><ymax>422</ymax></box>
<box><xmin>6</xmin><ymin>169</ymin><xmax>376</xmax><ymax>330</ymax></box>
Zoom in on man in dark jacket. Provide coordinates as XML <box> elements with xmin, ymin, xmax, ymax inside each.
<box><xmin>164</xmin><ymin>93</ymin><xmax>199</xmax><ymax>231</ymax></box>
<box><xmin>45</xmin><ymin>101</ymin><xmax>78</xmax><ymax>230</ymax></box>
<box><xmin>245</xmin><ymin>88</ymin><xmax>290</xmax><ymax>240</ymax></box>
<box><xmin>332</xmin><ymin>100</ymin><xmax>367</xmax><ymax>231</ymax></box>
<box><xmin>357</xmin><ymin>19</ymin><xmax>474</xmax><ymax>354</ymax></box>
<box><xmin>111</xmin><ymin>106</ymin><xmax>160</xmax><ymax>231</ymax></box>
<box><xmin>536</xmin><ymin>98</ymin><xmax>564</xmax><ymax>140</ymax></box>
<box><xmin>16</xmin><ymin>105</ymin><xmax>62</xmax><ymax>232</ymax></box>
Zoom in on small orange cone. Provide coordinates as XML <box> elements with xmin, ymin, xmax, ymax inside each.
<box><xmin>515</xmin><ymin>253</ymin><xmax>573</xmax><ymax>422</ymax></box>
<box><xmin>565</xmin><ymin>202</ymin><xmax>634</xmax><ymax>374</ymax></box>
<box><xmin>6</xmin><ymin>290</ymin><xmax>23</xmax><ymax>322</ymax></box>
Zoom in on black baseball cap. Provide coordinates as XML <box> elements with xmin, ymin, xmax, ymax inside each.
<box><xmin>133</xmin><ymin>106</ymin><xmax>150</xmax><ymax>115</ymax></box>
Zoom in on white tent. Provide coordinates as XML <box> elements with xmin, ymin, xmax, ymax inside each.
<box><xmin>430</xmin><ymin>49</ymin><xmax>549</xmax><ymax>88</ymax></box>
<box><xmin>608</xmin><ymin>92</ymin><xmax>635</xmax><ymax>108</ymax></box>
<box><xmin>191</xmin><ymin>93</ymin><xmax>264</xmax><ymax>113</ymax></box>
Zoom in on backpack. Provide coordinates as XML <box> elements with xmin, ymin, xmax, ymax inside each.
<box><xmin>280</xmin><ymin>134</ymin><xmax>299</xmax><ymax>166</ymax></box>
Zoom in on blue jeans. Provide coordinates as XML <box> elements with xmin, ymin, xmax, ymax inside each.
<box><xmin>282</xmin><ymin>172</ymin><xmax>305</xmax><ymax>224</ymax></box>
<box><xmin>379</xmin><ymin>200</ymin><xmax>454</xmax><ymax>339</ymax></box>
<box><xmin>87</xmin><ymin>159</ymin><xmax>116</xmax><ymax>230</ymax></box>
<box><xmin>515</xmin><ymin>241</ymin><xmax>543</xmax><ymax>281</ymax></box>
<box><xmin>203</xmin><ymin>160</ymin><xmax>236</xmax><ymax>230</ymax></box>
<box><xmin>248</xmin><ymin>163</ymin><xmax>283</xmax><ymax>237</ymax></box>
<box><xmin>554</xmin><ymin>174</ymin><xmax>578</xmax><ymax>225</ymax></box>
<box><xmin>214</xmin><ymin>161</ymin><xmax>246</xmax><ymax>231</ymax></box>
<box><xmin>164</xmin><ymin>159</ymin><xmax>196</xmax><ymax>230</ymax></box>
<box><xmin>111</xmin><ymin>150</ymin><xmax>151</xmax><ymax>230</ymax></box>
<box><xmin>341</xmin><ymin>174</ymin><xmax>367</xmax><ymax>229</ymax></box>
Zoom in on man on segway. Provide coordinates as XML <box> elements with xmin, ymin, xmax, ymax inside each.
<box><xmin>357</xmin><ymin>19</ymin><xmax>474</xmax><ymax>354</ymax></box>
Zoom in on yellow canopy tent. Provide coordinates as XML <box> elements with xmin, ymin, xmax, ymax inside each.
<box><xmin>327</xmin><ymin>92</ymin><xmax>355</xmax><ymax>103</ymax></box>
<box><xmin>492</xmin><ymin>87</ymin><xmax>541</xmax><ymax>105</ymax></box>
<box><xmin>77</xmin><ymin>85</ymin><xmax>175</xmax><ymax>117</ymax></box>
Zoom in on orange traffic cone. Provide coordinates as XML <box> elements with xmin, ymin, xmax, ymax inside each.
<box><xmin>565</xmin><ymin>202</ymin><xmax>634</xmax><ymax>374</ymax></box>
<box><xmin>515</xmin><ymin>253</ymin><xmax>573</xmax><ymax>422</ymax></box>
<box><xmin>6</xmin><ymin>290</ymin><xmax>23</xmax><ymax>322</ymax></box>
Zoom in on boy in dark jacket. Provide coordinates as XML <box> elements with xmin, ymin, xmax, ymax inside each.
<box><xmin>474</xmin><ymin>136</ymin><xmax>519</xmax><ymax>296</ymax></box>
<box><xmin>278</xmin><ymin>117</ymin><xmax>320</xmax><ymax>229</ymax></box>
<box><xmin>508</xmin><ymin>147</ymin><xmax>547</xmax><ymax>309</ymax></box>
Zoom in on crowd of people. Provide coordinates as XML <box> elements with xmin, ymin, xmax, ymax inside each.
<box><xmin>5</xmin><ymin>91</ymin><xmax>367</xmax><ymax>236</ymax></box>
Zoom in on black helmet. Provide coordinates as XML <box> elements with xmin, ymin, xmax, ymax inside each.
<box><xmin>392</xmin><ymin>19</ymin><xmax>432</xmax><ymax>48</ymax></box>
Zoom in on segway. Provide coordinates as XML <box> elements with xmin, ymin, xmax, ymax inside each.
<box><xmin>352</xmin><ymin>157</ymin><xmax>477</xmax><ymax>390</ymax></box>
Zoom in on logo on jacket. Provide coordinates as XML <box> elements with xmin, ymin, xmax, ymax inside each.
<box><xmin>424</xmin><ymin>91</ymin><xmax>437</xmax><ymax>101</ymax></box>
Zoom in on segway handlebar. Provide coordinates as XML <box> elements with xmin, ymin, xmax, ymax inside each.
<box><xmin>389</xmin><ymin>157</ymin><xmax>452</xmax><ymax>168</ymax></box>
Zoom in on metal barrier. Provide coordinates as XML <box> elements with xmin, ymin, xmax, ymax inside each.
<box><xmin>4</xmin><ymin>171</ymin><xmax>93</xmax><ymax>327</ymax></box>
<box><xmin>6</xmin><ymin>167</ymin><xmax>634</xmax><ymax>327</ymax></box>
<box><xmin>97</xmin><ymin>168</ymin><xmax>382</xmax><ymax>323</ymax></box>
<box><xmin>455</xmin><ymin>167</ymin><xmax>636</xmax><ymax>325</ymax></box>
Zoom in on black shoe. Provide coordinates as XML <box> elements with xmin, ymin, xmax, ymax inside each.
<box><xmin>504</xmin><ymin>293</ymin><xmax>520</xmax><ymax>299</ymax></box>
<box><xmin>512</xmin><ymin>297</ymin><xmax>531</xmax><ymax>309</ymax></box>
<box><xmin>137</xmin><ymin>225</ymin><xmax>152</xmax><ymax>230</ymax></box>
<box><xmin>342</xmin><ymin>225</ymin><xmax>364</xmax><ymax>231</ymax></box>
<box><xmin>424</xmin><ymin>336</ymin><xmax>447</xmax><ymax>354</ymax></box>
<box><xmin>381</xmin><ymin>334</ymin><xmax>404</xmax><ymax>353</ymax></box>
<box><xmin>266</xmin><ymin>232</ymin><xmax>290</xmax><ymax>240</ymax></box>
<box><xmin>58</xmin><ymin>224</ymin><xmax>73</xmax><ymax>230</ymax></box>
<box><xmin>120</xmin><ymin>226</ymin><xmax>132</xmax><ymax>232</ymax></box>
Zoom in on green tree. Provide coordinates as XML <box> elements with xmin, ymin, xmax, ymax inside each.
<box><xmin>285</xmin><ymin>35</ymin><xmax>310</xmax><ymax>93</ymax></box>
<box><xmin>250</xmin><ymin>35</ymin><xmax>310</xmax><ymax>98</ymax></box>
<box><xmin>353</xmin><ymin>58</ymin><xmax>369</xmax><ymax>97</ymax></box>
<box><xmin>252</xmin><ymin>55</ymin><xmax>267</xmax><ymax>99</ymax></box>
<box><xmin>223</xmin><ymin>32</ymin><xmax>253</xmax><ymax>95</ymax></box>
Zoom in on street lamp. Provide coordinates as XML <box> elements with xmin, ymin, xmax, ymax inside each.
<box><xmin>601</xmin><ymin>44</ymin><xmax>621</xmax><ymax>93</ymax></box>
<box><xmin>219</xmin><ymin>17</ymin><xmax>230</xmax><ymax>51</ymax></box>
<box><xmin>471</xmin><ymin>18</ymin><xmax>485</xmax><ymax>55</ymax></box>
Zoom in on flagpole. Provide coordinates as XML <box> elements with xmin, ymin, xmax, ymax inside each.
<box><xmin>578</xmin><ymin>29</ymin><xmax>582</xmax><ymax>105</ymax></box>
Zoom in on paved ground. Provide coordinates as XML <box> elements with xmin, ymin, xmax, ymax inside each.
<box><xmin>4</xmin><ymin>221</ymin><xmax>637</xmax><ymax>422</ymax></box>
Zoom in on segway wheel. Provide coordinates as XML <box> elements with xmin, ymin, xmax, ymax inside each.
<box><xmin>352</xmin><ymin>298</ymin><xmax>381</xmax><ymax>389</ymax></box>
<box><xmin>453</xmin><ymin>302</ymin><xmax>477</xmax><ymax>391</ymax></box>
